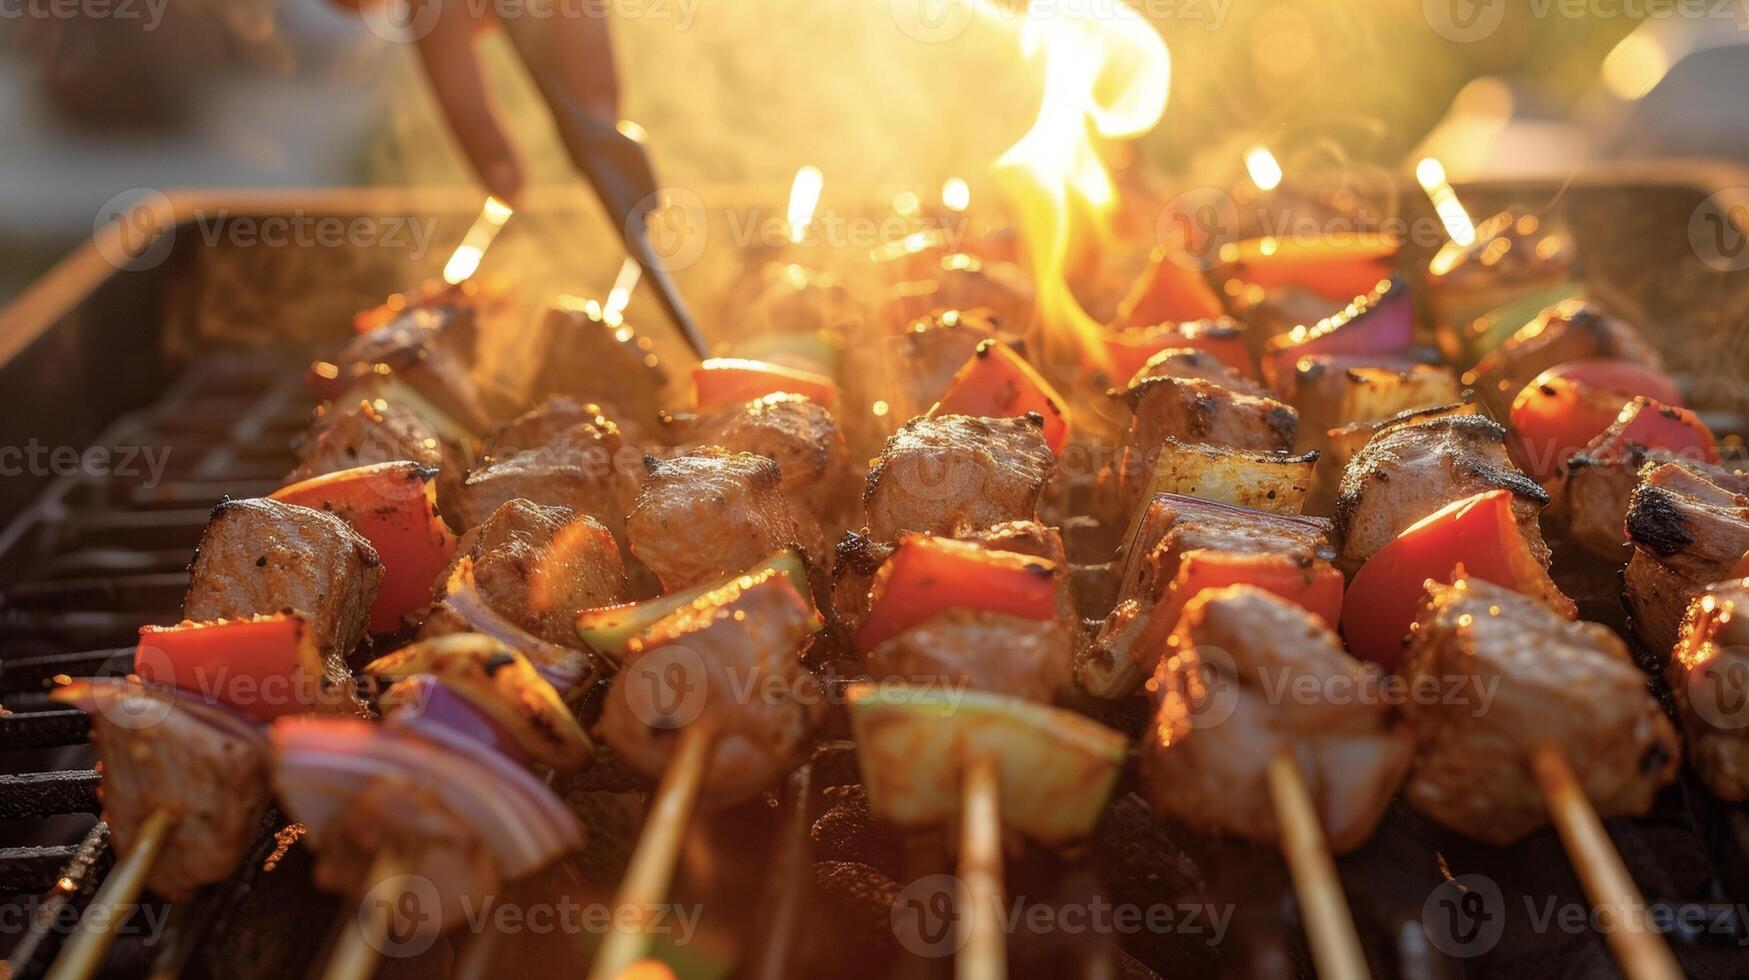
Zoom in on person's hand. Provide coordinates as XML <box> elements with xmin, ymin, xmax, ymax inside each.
<box><xmin>354</xmin><ymin>0</ymin><xmax>620</xmax><ymax>205</ymax></box>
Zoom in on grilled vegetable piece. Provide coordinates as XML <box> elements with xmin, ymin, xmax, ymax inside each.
<box><xmin>1465</xmin><ymin>299</ymin><xmax>1660</xmax><ymax>413</ymax></box>
<box><xmin>1332</xmin><ymin>414</ymin><xmax>1549</xmax><ymax>572</ymax></box>
<box><xmin>1668</xmin><ymin>578</ymin><xmax>1749</xmax><ymax>799</ymax></box>
<box><xmin>1113</xmin><ymin>247</ymin><xmax>1225</xmax><ymax>327</ymax></box>
<box><xmin>184</xmin><ymin>497</ymin><xmax>382</xmax><ymax>669</ymax></box>
<box><xmin>694</xmin><ymin>357</ymin><xmax>839</xmax><ymax>411</ymax></box>
<box><xmin>52</xmin><ymin>678</ymin><xmax>271</xmax><ymax>903</ymax></box>
<box><xmin>863</xmin><ymin>414</ymin><xmax>1055</xmax><ymax>541</ymax></box>
<box><xmin>1426</xmin><ymin>209</ymin><xmax>1575</xmax><ymax>346</ymax></box>
<box><xmin>272</xmin><ymin>461</ymin><xmax>455</xmax><ymax>635</ymax></box>
<box><xmin>627</xmin><ymin>449</ymin><xmax>805</xmax><ymax>590</ymax></box>
<box><xmin>271</xmin><ymin>717</ymin><xmax>583</xmax><ymax>930</ymax></box>
<box><xmin>1441</xmin><ymin>280</ymin><xmax>1582</xmax><ymax>367</ymax></box>
<box><xmin>1624</xmin><ymin>460</ymin><xmax>1749</xmax><ymax>654</ymax></box>
<box><xmin>366</xmin><ymin>634</ymin><xmax>592</xmax><ymax>769</ymax></box>
<box><xmin>1508</xmin><ymin>359</ymin><xmax>1683</xmax><ymax>481</ymax></box>
<box><xmin>135</xmin><ymin>613</ymin><xmax>360</xmax><ymax>720</ymax></box>
<box><xmin>424</xmin><ymin>557</ymin><xmax>601</xmax><ymax>695</ymax></box>
<box><xmin>1342</xmin><ymin>490</ymin><xmax>1575</xmax><ymax>669</ymax></box>
<box><xmin>595</xmin><ymin>568</ymin><xmax>824</xmax><ymax>805</ymax></box>
<box><xmin>854</xmin><ymin>533</ymin><xmax>1057</xmax><ymax>653</ymax></box>
<box><xmin>1262</xmin><ymin>277</ymin><xmax>1411</xmax><ymax>390</ymax></box>
<box><xmin>457</xmin><ymin>411</ymin><xmax>642</xmax><ymax>535</ymax></box>
<box><xmin>576</xmin><ymin>549</ymin><xmax>814</xmax><ymax>660</ymax></box>
<box><xmin>933</xmin><ymin>340</ymin><xmax>1071</xmax><ymax>454</ymax></box>
<box><xmin>1130</xmin><ymin>441</ymin><xmax>1316</xmax><ymax>516</ymax></box>
<box><xmin>1283</xmin><ymin>358</ymin><xmax>1462</xmax><ymax>451</ymax></box>
<box><xmin>1104</xmin><ymin>318</ymin><xmax>1252</xmax><ymax>382</ymax></box>
<box><xmin>1400</xmin><ymin>577</ymin><xmax>1679</xmax><ymax>846</ymax></box>
<box><xmin>867</xmin><ymin>609</ymin><xmax>1071</xmax><ymax>704</ymax></box>
<box><xmin>436</xmin><ymin>497</ymin><xmax>625</xmax><ymax>649</ymax></box>
<box><xmin>1140</xmin><ymin>586</ymin><xmax>1412</xmax><ymax>853</ymax></box>
<box><xmin>1225</xmin><ymin>237</ymin><xmax>1396</xmax><ymax>303</ymax></box>
<box><xmin>846</xmin><ymin>683</ymin><xmax>1126</xmax><ymax>845</ymax></box>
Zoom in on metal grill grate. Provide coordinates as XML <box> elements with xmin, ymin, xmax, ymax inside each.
<box><xmin>0</xmin><ymin>348</ymin><xmax>311</xmax><ymax>979</ymax></box>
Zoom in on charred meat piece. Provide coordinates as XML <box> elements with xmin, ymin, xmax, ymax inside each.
<box><xmin>1667</xmin><ymin>578</ymin><xmax>1749</xmax><ymax>800</ymax></box>
<box><xmin>185</xmin><ymin>498</ymin><xmax>382</xmax><ymax>673</ymax></box>
<box><xmin>1400</xmin><ymin>577</ymin><xmax>1679</xmax><ymax>845</ymax></box>
<box><xmin>1466</xmin><ymin>300</ymin><xmax>1659</xmax><ymax>412</ymax></box>
<box><xmin>318</xmin><ymin>307</ymin><xmax>495</xmax><ymax>432</ymax></box>
<box><xmin>1333</xmin><ymin>414</ymin><xmax>1549</xmax><ymax>571</ymax></box>
<box><xmin>831</xmin><ymin>530</ymin><xmax>893</xmax><ymax>639</ymax></box>
<box><xmin>842</xmin><ymin>309</ymin><xmax>1006</xmax><ymax>457</ymax></box>
<box><xmin>458</xmin><ymin>415</ymin><xmax>642</xmax><ymax>535</ymax></box>
<box><xmin>1625</xmin><ymin>460</ymin><xmax>1749</xmax><ymax>654</ymax></box>
<box><xmin>627</xmin><ymin>449</ymin><xmax>803</xmax><ymax>590</ymax></box>
<box><xmin>290</xmin><ymin>393</ymin><xmax>445</xmax><ymax>483</ymax></box>
<box><xmin>1124</xmin><ymin>494</ymin><xmax>1335</xmax><ymax>602</ymax></box>
<box><xmin>595</xmin><ymin>569</ymin><xmax>822</xmax><ymax>804</ymax></box>
<box><xmin>55</xmin><ymin>680</ymin><xmax>271</xmax><ymax>903</ymax></box>
<box><xmin>682</xmin><ymin>392</ymin><xmax>855</xmax><ymax>557</ymax></box>
<box><xmin>866</xmin><ymin>608</ymin><xmax>1070</xmax><ymax>704</ymax></box>
<box><xmin>439</xmin><ymin>498</ymin><xmax>625</xmax><ymax>647</ymax></box>
<box><xmin>525</xmin><ymin>301</ymin><xmax>669</xmax><ymax>434</ymax></box>
<box><xmin>1140</xmin><ymin>586</ymin><xmax>1412</xmax><ymax>853</ymax></box>
<box><xmin>863</xmin><ymin>414</ymin><xmax>1055</xmax><ymax>541</ymax></box>
<box><xmin>1558</xmin><ymin>446</ymin><xmax>1690</xmax><ymax>561</ymax></box>
<box><xmin>1113</xmin><ymin>377</ymin><xmax>1297</xmax><ymax>516</ymax></box>
<box><xmin>484</xmin><ymin>396</ymin><xmax>648</xmax><ymax>459</ymax></box>
<box><xmin>1129</xmin><ymin>347</ymin><xmax>1267</xmax><ymax>394</ymax></box>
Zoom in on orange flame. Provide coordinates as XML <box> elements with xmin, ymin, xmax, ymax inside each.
<box><xmin>990</xmin><ymin>3</ymin><xmax>1170</xmax><ymax>374</ymax></box>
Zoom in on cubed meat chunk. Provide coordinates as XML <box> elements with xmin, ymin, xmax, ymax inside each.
<box><xmin>441</xmin><ymin>498</ymin><xmax>625</xmax><ymax>647</ymax></box>
<box><xmin>185</xmin><ymin>498</ymin><xmax>382</xmax><ymax>672</ymax></box>
<box><xmin>595</xmin><ymin>570</ymin><xmax>822</xmax><ymax>804</ymax></box>
<box><xmin>1624</xmin><ymin>460</ymin><xmax>1749</xmax><ymax>654</ymax></box>
<box><xmin>1400</xmin><ymin>577</ymin><xmax>1679</xmax><ymax>845</ymax></box>
<box><xmin>866</xmin><ymin>609</ymin><xmax>1070</xmax><ymax>704</ymax></box>
<box><xmin>1668</xmin><ymin>578</ymin><xmax>1749</xmax><ymax>800</ymax></box>
<box><xmin>457</xmin><ymin>416</ymin><xmax>642</xmax><ymax>535</ymax></box>
<box><xmin>1333</xmin><ymin>414</ymin><xmax>1550</xmax><ymax>571</ymax></box>
<box><xmin>627</xmin><ymin>449</ymin><xmax>803</xmax><ymax>590</ymax></box>
<box><xmin>319</xmin><ymin>307</ymin><xmax>496</xmax><ymax>432</ymax></box>
<box><xmin>484</xmin><ymin>396</ymin><xmax>648</xmax><ymax>459</ymax></box>
<box><xmin>524</xmin><ymin>300</ymin><xmax>670</xmax><ymax>435</ymax></box>
<box><xmin>863</xmin><ymin>414</ymin><xmax>1055</xmax><ymax>541</ymax></box>
<box><xmin>682</xmin><ymin>393</ymin><xmax>854</xmax><ymax>558</ymax></box>
<box><xmin>1129</xmin><ymin>347</ymin><xmax>1266</xmax><ymax>394</ymax></box>
<box><xmin>1140</xmin><ymin>586</ymin><xmax>1412</xmax><ymax>853</ymax></box>
<box><xmin>1466</xmin><ymin>300</ymin><xmax>1659</xmax><ymax>412</ymax></box>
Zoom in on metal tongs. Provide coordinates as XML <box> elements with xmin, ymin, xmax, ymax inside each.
<box><xmin>497</xmin><ymin>14</ymin><xmax>710</xmax><ymax>359</ymax></box>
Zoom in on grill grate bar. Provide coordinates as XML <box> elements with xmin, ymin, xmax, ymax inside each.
<box><xmin>0</xmin><ymin>844</ymin><xmax>86</xmax><ymax>895</ymax></box>
<box><xmin>1</xmin><ymin>648</ymin><xmax>132</xmax><ymax>694</ymax></box>
<box><xmin>2</xmin><ymin>823</ymin><xmax>112</xmax><ymax>979</ymax></box>
<box><xmin>0</xmin><ymin>771</ymin><xmax>100</xmax><ymax>819</ymax></box>
<box><xmin>0</xmin><ymin>710</ymin><xmax>93</xmax><ymax>751</ymax></box>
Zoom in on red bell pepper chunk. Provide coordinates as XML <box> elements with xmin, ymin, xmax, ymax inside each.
<box><xmin>1157</xmin><ymin>549</ymin><xmax>1343</xmax><ymax>637</ymax></box>
<box><xmin>1103</xmin><ymin>319</ymin><xmax>1253</xmax><ymax>381</ymax></box>
<box><xmin>854</xmin><ymin>535</ymin><xmax>1058</xmax><ymax>655</ymax></box>
<box><xmin>1226</xmin><ymin>238</ymin><xmax>1397</xmax><ymax>302</ymax></box>
<box><xmin>1114</xmin><ymin>248</ymin><xmax>1226</xmax><ymax>327</ymax></box>
<box><xmin>1509</xmin><ymin>360</ymin><xmax>1683</xmax><ymax>481</ymax></box>
<box><xmin>134</xmin><ymin>614</ymin><xmax>323</xmax><ymax>721</ymax></box>
<box><xmin>693</xmin><ymin>357</ymin><xmax>838</xmax><ymax>411</ymax></box>
<box><xmin>272</xmin><ymin>461</ymin><xmax>457</xmax><ymax>635</ymax></box>
<box><xmin>1583</xmin><ymin>397</ymin><xmax>1718</xmax><ymax>467</ymax></box>
<box><xmin>933</xmin><ymin>340</ymin><xmax>1071</xmax><ymax>453</ymax></box>
<box><xmin>1342</xmin><ymin>489</ymin><xmax>1573</xmax><ymax>670</ymax></box>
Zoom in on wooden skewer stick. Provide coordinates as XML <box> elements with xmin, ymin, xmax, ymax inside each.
<box><xmin>956</xmin><ymin>755</ymin><xmax>1005</xmax><ymax>980</ymax></box>
<box><xmin>323</xmin><ymin>850</ymin><xmax>406</xmax><ymax>980</ymax></box>
<box><xmin>45</xmin><ymin>809</ymin><xmax>175</xmax><ymax>980</ymax></box>
<box><xmin>588</xmin><ymin>724</ymin><xmax>713</xmax><ymax>980</ymax></box>
<box><xmin>1529</xmin><ymin>743</ymin><xmax>1683</xmax><ymax>980</ymax></box>
<box><xmin>1266</xmin><ymin>750</ymin><xmax>1370</xmax><ymax>980</ymax></box>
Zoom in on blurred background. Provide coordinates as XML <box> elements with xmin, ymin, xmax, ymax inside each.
<box><xmin>3</xmin><ymin>0</ymin><xmax>1746</xmax><ymax>304</ymax></box>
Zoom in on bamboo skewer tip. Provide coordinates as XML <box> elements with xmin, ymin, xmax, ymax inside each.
<box><xmin>956</xmin><ymin>755</ymin><xmax>1005</xmax><ymax>980</ymax></box>
<box><xmin>1266</xmin><ymin>749</ymin><xmax>1370</xmax><ymax>980</ymax></box>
